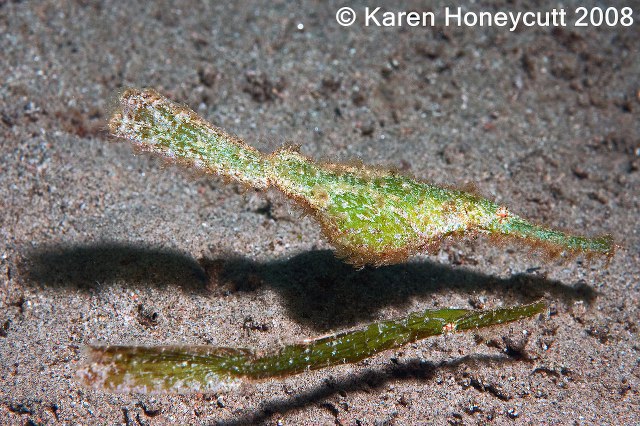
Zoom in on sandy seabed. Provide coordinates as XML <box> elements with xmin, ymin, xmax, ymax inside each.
<box><xmin>1</xmin><ymin>1</ymin><xmax>638</xmax><ymax>424</ymax></box>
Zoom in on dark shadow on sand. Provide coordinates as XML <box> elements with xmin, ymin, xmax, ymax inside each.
<box><xmin>21</xmin><ymin>243</ymin><xmax>208</xmax><ymax>293</ymax></box>
<box><xmin>214</xmin><ymin>354</ymin><xmax>514</xmax><ymax>426</ymax></box>
<box><xmin>21</xmin><ymin>243</ymin><xmax>595</xmax><ymax>330</ymax></box>
<box><xmin>204</xmin><ymin>249</ymin><xmax>596</xmax><ymax>330</ymax></box>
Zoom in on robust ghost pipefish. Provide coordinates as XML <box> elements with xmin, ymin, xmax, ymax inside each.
<box><xmin>81</xmin><ymin>302</ymin><xmax>545</xmax><ymax>392</ymax></box>
<box><xmin>108</xmin><ymin>88</ymin><xmax>613</xmax><ymax>266</ymax></box>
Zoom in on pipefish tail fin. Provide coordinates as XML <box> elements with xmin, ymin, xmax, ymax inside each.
<box><xmin>78</xmin><ymin>345</ymin><xmax>250</xmax><ymax>393</ymax></box>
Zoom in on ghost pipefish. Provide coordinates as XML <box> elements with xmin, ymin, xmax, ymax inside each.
<box><xmin>108</xmin><ymin>88</ymin><xmax>614</xmax><ymax>267</ymax></box>
<box><xmin>80</xmin><ymin>301</ymin><xmax>545</xmax><ymax>393</ymax></box>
